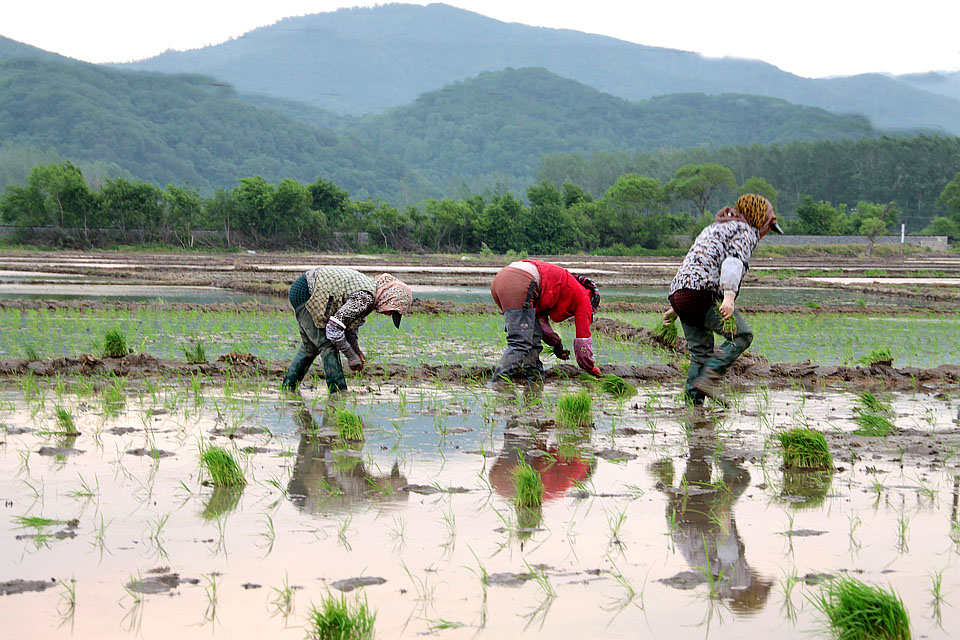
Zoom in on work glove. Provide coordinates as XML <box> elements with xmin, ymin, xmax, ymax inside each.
<box><xmin>342</xmin><ymin>346</ymin><xmax>364</xmax><ymax>372</ymax></box>
<box><xmin>573</xmin><ymin>337</ymin><xmax>600</xmax><ymax>375</ymax></box>
<box><xmin>552</xmin><ymin>344</ymin><xmax>570</xmax><ymax>360</ymax></box>
<box><xmin>345</xmin><ymin>330</ymin><xmax>365</xmax><ymax>364</ymax></box>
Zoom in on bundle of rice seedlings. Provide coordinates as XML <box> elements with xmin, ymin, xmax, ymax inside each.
<box><xmin>99</xmin><ymin>328</ymin><xmax>131</xmax><ymax>358</ymax></box>
<box><xmin>182</xmin><ymin>341</ymin><xmax>207</xmax><ymax>364</ymax></box>
<box><xmin>776</xmin><ymin>428</ymin><xmax>833</xmax><ymax>470</ymax></box>
<box><xmin>513</xmin><ymin>460</ymin><xmax>544</xmax><ymax>509</ymax></box>
<box><xmin>812</xmin><ymin>577</ymin><xmax>910</xmax><ymax>640</ymax></box>
<box><xmin>853</xmin><ymin>412</ymin><xmax>896</xmax><ymax>437</ymax></box>
<box><xmin>598</xmin><ymin>374</ymin><xmax>637</xmax><ymax>400</ymax></box>
<box><xmin>200</xmin><ymin>446</ymin><xmax>247</xmax><ymax>487</ymax></box>
<box><xmin>334</xmin><ymin>409</ymin><xmax>365</xmax><ymax>441</ymax></box>
<box><xmin>858</xmin><ymin>347</ymin><xmax>893</xmax><ymax>367</ymax></box>
<box><xmin>53</xmin><ymin>405</ymin><xmax>78</xmax><ymax>434</ymax></box>
<box><xmin>652</xmin><ymin>317</ymin><xmax>678</xmax><ymax>346</ymax></box>
<box><xmin>556</xmin><ymin>391</ymin><xmax>593</xmax><ymax>427</ymax></box>
<box><xmin>307</xmin><ymin>592</ymin><xmax>376</xmax><ymax>640</ymax></box>
<box><xmin>857</xmin><ymin>391</ymin><xmax>892</xmax><ymax>416</ymax></box>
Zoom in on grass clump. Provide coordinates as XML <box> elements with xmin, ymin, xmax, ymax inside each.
<box><xmin>513</xmin><ymin>460</ymin><xmax>545</xmax><ymax>509</ymax></box>
<box><xmin>652</xmin><ymin>316</ymin><xmax>678</xmax><ymax>346</ymax></box>
<box><xmin>812</xmin><ymin>577</ymin><xmax>910</xmax><ymax>640</ymax></box>
<box><xmin>182</xmin><ymin>341</ymin><xmax>207</xmax><ymax>364</ymax></box>
<box><xmin>99</xmin><ymin>327</ymin><xmax>131</xmax><ymax>358</ymax></box>
<box><xmin>556</xmin><ymin>391</ymin><xmax>593</xmax><ymax>426</ymax></box>
<box><xmin>598</xmin><ymin>374</ymin><xmax>637</xmax><ymax>400</ymax></box>
<box><xmin>200</xmin><ymin>446</ymin><xmax>247</xmax><ymax>487</ymax></box>
<box><xmin>307</xmin><ymin>592</ymin><xmax>375</xmax><ymax>640</ymax></box>
<box><xmin>776</xmin><ymin>428</ymin><xmax>833</xmax><ymax>470</ymax></box>
<box><xmin>334</xmin><ymin>409</ymin><xmax>365</xmax><ymax>441</ymax></box>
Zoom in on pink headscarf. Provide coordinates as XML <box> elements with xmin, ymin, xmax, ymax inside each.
<box><xmin>374</xmin><ymin>273</ymin><xmax>412</xmax><ymax>314</ymax></box>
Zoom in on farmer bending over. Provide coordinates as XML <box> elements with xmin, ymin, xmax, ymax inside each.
<box><xmin>282</xmin><ymin>267</ymin><xmax>412</xmax><ymax>393</ymax></box>
<box><xmin>490</xmin><ymin>259</ymin><xmax>601</xmax><ymax>382</ymax></box>
<box><xmin>665</xmin><ymin>194</ymin><xmax>782</xmax><ymax>405</ymax></box>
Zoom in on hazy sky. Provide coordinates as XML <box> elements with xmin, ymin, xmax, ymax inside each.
<box><xmin>5</xmin><ymin>1</ymin><xmax>959</xmax><ymax>78</ymax></box>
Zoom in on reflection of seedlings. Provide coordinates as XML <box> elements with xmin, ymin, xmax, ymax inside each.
<box><xmin>847</xmin><ymin>513</ymin><xmax>862</xmax><ymax>553</ymax></box>
<box><xmin>202</xmin><ymin>486</ymin><xmax>243</xmax><ymax>520</ymax></box>
<box><xmin>812</xmin><ymin>577</ymin><xmax>910</xmax><ymax>640</ymax></box>
<box><xmin>513</xmin><ymin>460</ymin><xmax>544</xmax><ymax>509</ymax></box>
<box><xmin>57</xmin><ymin>577</ymin><xmax>77</xmax><ymax>629</ymax></box>
<box><xmin>307</xmin><ymin>591</ymin><xmax>375</xmax><ymax>640</ymax></box>
<box><xmin>256</xmin><ymin>514</ymin><xmax>276</xmax><ymax>554</ymax></box>
<box><xmin>337</xmin><ymin>514</ymin><xmax>354</xmax><ymax>551</ymax></box>
<box><xmin>334</xmin><ymin>409</ymin><xmax>365</xmax><ymax>442</ymax></box>
<box><xmin>776</xmin><ymin>428</ymin><xmax>833</xmax><ymax>469</ymax></box>
<box><xmin>65</xmin><ymin>474</ymin><xmax>99</xmax><ymax>500</ymax></box>
<box><xmin>606</xmin><ymin>508</ymin><xmax>627</xmax><ymax>548</ymax></box>
<box><xmin>144</xmin><ymin>512</ymin><xmax>170</xmax><ymax>558</ymax></box>
<box><xmin>778</xmin><ymin>570</ymin><xmax>800</xmax><ymax>623</ymax></box>
<box><xmin>928</xmin><ymin>569</ymin><xmax>946</xmax><ymax>628</ymax></box>
<box><xmin>200</xmin><ymin>446</ymin><xmax>247</xmax><ymax>487</ymax></box>
<box><xmin>202</xmin><ymin>573</ymin><xmax>219</xmax><ymax>625</ymax></box>
<box><xmin>781</xmin><ymin>469</ymin><xmax>833</xmax><ymax>509</ymax></box>
<box><xmin>91</xmin><ymin>514</ymin><xmax>110</xmax><ymax>559</ymax></box>
<box><xmin>556</xmin><ymin>391</ymin><xmax>592</xmax><ymax>427</ymax></box>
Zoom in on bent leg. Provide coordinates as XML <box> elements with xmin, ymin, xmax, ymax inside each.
<box><xmin>492</xmin><ymin>307</ymin><xmax>537</xmax><ymax>381</ymax></box>
<box><xmin>282</xmin><ymin>305</ymin><xmax>321</xmax><ymax>391</ymax></box>
<box><xmin>680</xmin><ymin>318</ymin><xmax>714</xmax><ymax>405</ymax></box>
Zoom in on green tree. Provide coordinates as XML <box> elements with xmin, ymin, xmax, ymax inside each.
<box><xmin>795</xmin><ymin>196</ymin><xmax>840</xmax><ymax>235</ymax></box>
<box><xmin>858</xmin><ymin>217</ymin><xmax>887</xmax><ymax>255</ymax></box>
<box><xmin>100</xmin><ymin>178</ymin><xmax>163</xmax><ymax>243</ymax></box>
<box><xmin>524</xmin><ymin>180</ymin><xmax>578</xmax><ymax>254</ymax></box>
<box><xmin>599</xmin><ymin>173</ymin><xmax>663</xmax><ymax>246</ymax></box>
<box><xmin>309</xmin><ymin>178</ymin><xmax>352</xmax><ymax>231</ymax></box>
<box><xmin>665</xmin><ymin>163</ymin><xmax>736</xmax><ymax>217</ymax></box>
<box><xmin>922</xmin><ymin>216</ymin><xmax>959</xmax><ymax>241</ymax></box>
<box><xmin>475</xmin><ymin>193</ymin><xmax>525</xmax><ymax>253</ymax></box>
<box><xmin>739</xmin><ymin>177</ymin><xmax>778</xmax><ymax>207</ymax></box>
<box><xmin>163</xmin><ymin>183</ymin><xmax>203</xmax><ymax>247</ymax></box>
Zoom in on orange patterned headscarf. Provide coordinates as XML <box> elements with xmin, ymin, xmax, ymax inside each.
<box><xmin>733</xmin><ymin>194</ymin><xmax>771</xmax><ymax>229</ymax></box>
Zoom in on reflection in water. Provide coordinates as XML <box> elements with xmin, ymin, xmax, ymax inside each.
<box><xmin>286</xmin><ymin>403</ymin><xmax>408</xmax><ymax>514</ymax></box>
<box><xmin>653</xmin><ymin>416</ymin><xmax>772</xmax><ymax>615</ymax></box>
<box><xmin>780</xmin><ymin>469</ymin><xmax>833</xmax><ymax>509</ymax></box>
<box><xmin>202</xmin><ymin>487</ymin><xmax>243</xmax><ymax>520</ymax></box>
<box><xmin>489</xmin><ymin>416</ymin><xmax>596</xmax><ymax>540</ymax></box>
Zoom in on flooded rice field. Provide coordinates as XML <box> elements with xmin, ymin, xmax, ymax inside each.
<box><xmin>1</xmin><ymin>377</ymin><xmax>959</xmax><ymax>639</ymax></box>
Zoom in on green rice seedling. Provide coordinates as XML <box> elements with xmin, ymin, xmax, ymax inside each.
<box><xmin>598</xmin><ymin>374</ymin><xmax>637</xmax><ymax>400</ymax></box>
<box><xmin>307</xmin><ymin>591</ymin><xmax>376</xmax><ymax>640</ymax></box>
<box><xmin>713</xmin><ymin>301</ymin><xmax>739</xmax><ymax>336</ymax></box>
<box><xmin>200</xmin><ymin>446</ymin><xmax>247</xmax><ymax>487</ymax></box>
<box><xmin>513</xmin><ymin>459</ymin><xmax>544</xmax><ymax>509</ymax></box>
<box><xmin>23</xmin><ymin>345</ymin><xmax>39</xmax><ymax>361</ymax></box>
<box><xmin>652</xmin><ymin>316</ymin><xmax>678</xmax><ymax>346</ymax></box>
<box><xmin>858</xmin><ymin>346</ymin><xmax>893</xmax><ymax>367</ymax></box>
<box><xmin>811</xmin><ymin>577</ymin><xmax>911</xmax><ymax>640</ymax></box>
<box><xmin>776</xmin><ymin>428</ymin><xmax>833</xmax><ymax>470</ymax></box>
<box><xmin>857</xmin><ymin>391</ymin><xmax>892</xmax><ymax>416</ymax></box>
<box><xmin>556</xmin><ymin>391</ymin><xmax>592</xmax><ymax>427</ymax></box>
<box><xmin>53</xmin><ymin>405</ymin><xmax>79</xmax><ymax>434</ymax></box>
<box><xmin>99</xmin><ymin>327</ymin><xmax>131</xmax><ymax>358</ymax></box>
<box><xmin>854</xmin><ymin>412</ymin><xmax>896</xmax><ymax>437</ymax></box>
<box><xmin>269</xmin><ymin>573</ymin><xmax>296</xmax><ymax>619</ymax></box>
<box><xmin>334</xmin><ymin>409</ymin><xmax>365</xmax><ymax>441</ymax></box>
<box><xmin>181</xmin><ymin>341</ymin><xmax>207</xmax><ymax>364</ymax></box>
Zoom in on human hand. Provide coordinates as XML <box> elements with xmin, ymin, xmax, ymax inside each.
<box><xmin>553</xmin><ymin>344</ymin><xmax>570</xmax><ymax>360</ymax></box>
<box><xmin>663</xmin><ymin>308</ymin><xmax>678</xmax><ymax>325</ymax></box>
<box><xmin>719</xmin><ymin>292</ymin><xmax>735</xmax><ymax>321</ymax></box>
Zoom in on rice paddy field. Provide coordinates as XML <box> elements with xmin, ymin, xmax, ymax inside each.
<box><xmin>1</xmin><ymin>250</ymin><xmax>960</xmax><ymax>639</ymax></box>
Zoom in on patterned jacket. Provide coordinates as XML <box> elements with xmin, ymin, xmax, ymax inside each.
<box><xmin>304</xmin><ymin>267</ymin><xmax>376</xmax><ymax>330</ymax></box>
<box><xmin>670</xmin><ymin>221</ymin><xmax>759</xmax><ymax>297</ymax></box>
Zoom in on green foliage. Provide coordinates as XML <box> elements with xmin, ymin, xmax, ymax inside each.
<box><xmin>665</xmin><ymin>163</ymin><xmax>736</xmax><ymax>216</ymax></box>
<box><xmin>307</xmin><ymin>592</ymin><xmax>376</xmax><ymax>640</ymax></box>
<box><xmin>200</xmin><ymin>447</ymin><xmax>247</xmax><ymax>487</ymax></box>
<box><xmin>853</xmin><ymin>413</ymin><xmax>896</xmax><ymax>437</ymax></box>
<box><xmin>556</xmin><ymin>391</ymin><xmax>593</xmax><ymax>427</ymax></box>
<box><xmin>598</xmin><ymin>374</ymin><xmax>637</xmax><ymax>400</ymax></box>
<box><xmin>99</xmin><ymin>328</ymin><xmax>131</xmax><ymax>358</ymax></box>
<box><xmin>740</xmin><ymin>177</ymin><xmax>778</xmax><ymax>206</ymax></box>
<box><xmin>776</xmin><ymin>428</ymin><xmax>833</xmax><ymax>470</ymax></box>
<box><xmin>53</xmin><ymin>405</ymin><xmax>77</xmax><ymax>434</ymax></box>
<box><xmin>513</xmin><ymin>460</ymin><xmax>545</xmax><ymax>509</ymax></box>
<box><xmin>859</xmin><ymin>347</ymin><xmax>893</xmax><ymax>366</ymax></box>
<box><xmin>652</xmin><ymin>317</ymin><xmax>679</xmax><ymax>346</ymax></box>
<box><xmin>334</xmin><ymin>409</ymin><xmax>365</xmax><ymax>441</ymax></box>
<box><xmin>182</xmin><ymin>341</ymin><xmax>207</xmax><ymax>364</ymax></box>
<box><xmin>812</xmin><ymin>577</ymin><xmax>911</xmax><ymax>640</ymax></box>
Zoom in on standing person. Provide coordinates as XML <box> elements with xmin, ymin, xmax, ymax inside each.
<box><xmin>666</xmin><ymin>194</ymin><xmax>783</xmax><ymax>404</ymax></box>
<box><xmin>489</xmin><ymin>259</ymin><xmax>602</xmax><ymax>382</ymax></box>
<box><xmin>282</xmin><ymin>267</ymin><xmax>412</xmax><ymax>393</ymax></box>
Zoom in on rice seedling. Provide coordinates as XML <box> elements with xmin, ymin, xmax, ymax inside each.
<box><xmin>556</xmin><ymin>391</ymin><xmax>592</xmax><ymax>427</ymax></box>
<box><xmin>811</xmin><ymin>577</ymin><xmax>910</xmax><ymax>640</ymax></box>
<box><xmin>99</xmin><ymin>327</ymin><xmax>131</xmax><ymax>358</ymax></box>
<box><xmin>652</xmin><ymin>316</ymin><xmax>678</xmax><ymax>346</ymax></box>
<box><xmin>598</xmin><ymin>374</ymin><xmax>637</xmax><ymax>400</ymax></box>
<box><xmin>181</xmin><ymin>340</ymin><xmax>207</xmax><ymax>364</ymax></box>
<box><xmin>854</xmin><ymin>412</ymin><xmax>896</xmax><ymax>437</ymax></box>
<box><xmin>513</xmin><ymin>459</ymin><xmax>544</xmax><ymax>509</ymax></box>
<box><xmin>200</xmin><ymin>446</ymin><xmax>247</xmax><ymax>487</ymax></box>
<box><xmin>307</xmin><ymin>591</ymin><xmax>375</xmax><ymax>640</ymax></box>
<box><xmin>857</xmin><ymin>391</ymin><xmax>892</xmax><ymax>415</ymax></box>
<box><xmin>775</xmin><ymin>428</ymin><xmax>834</xmax><ymax>470</ymax></box>
<box><xmin>858</xmin><ymin>346</ymin><xmax>893</xmax><ymax>367</ymax></box>
<box><xmin>52</xmin><ymin>405</ymin><xmax>79</xmax><ymax>434</ymax></box>
<box><xmin>334</xmin><ymin>408</ymin><xmax>365</xmax><ymax>441</ymax></box>
<box><xmin>269</xmin><ymin>574</ymin><xmax>296</xmax><ymax>619</ymax></box>
<box><xmin>22</xmin><ymin>344</ymin><xmax>39</xmax><ymax>361</ymax></box>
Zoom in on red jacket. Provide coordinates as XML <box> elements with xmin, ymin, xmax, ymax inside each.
<box><xmin>524</xmin><ymin>260</ymin><xmax>593</xmax><ymax>338</ymax></box>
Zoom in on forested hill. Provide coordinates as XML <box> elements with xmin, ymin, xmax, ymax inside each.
<box><xmin>0</xmin><ymin>58</ymin><xmax>421</xmax><ymax>199</ymax></box>
<box><xmin>344</xmin><ymin>67</ymin><xmax>882</xmax><ymax>193</ymax></box>
<box><xmin>119</xmin><ymin>3</ymin><xmax>960</xmax><ymax>134</ymax></box>
<box><xmin>0</xmin><ymin>35</ymin><xmax>72</xmax><ymax>63</ymax></box>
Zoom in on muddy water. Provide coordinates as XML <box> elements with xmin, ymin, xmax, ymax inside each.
<box><xmin>0</xmin><ymin>283</ymin><xmax>281</xmax><ymax>305</ymax></box>
<box><xmin>1</xmin><ymin>380</ymin><xmax>959</xmax><ymax>639</ymax></box>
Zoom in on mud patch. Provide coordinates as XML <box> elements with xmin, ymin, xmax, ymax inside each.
<box><xmin>0</xmin><ymin>578</ymin><xmax>57</xmax><ymax>596</ymax></box>
<box><xmin>329</xmin><ymin>576</ymin><xmax>387</xmax><ymax>592</ymax></box>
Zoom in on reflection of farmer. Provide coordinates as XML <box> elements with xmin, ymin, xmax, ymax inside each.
<box><xmin>652</xmin><ymin>418</ymin><xmax>772</xmax><ymax>613</ymax></box>
<box><xmin>282</xmin><ymin>267</ymin><xmax>412</xmax><ymax>393</ymax></box>
<box><xmin>488</xmin><ymin>419</ymin><xmax>595</xmax><ymax>502</ymax></box>
<box><xmin>665</xmin><ymin>194</ymin><xmax>782</xmax><ymax>404</ymax></box>
<box><xmin>286</xmin><ymin>404</ymin><xmax>408</xmax><ymax>513</ymax></box>
<box><xmin>490</xmin><ymin>260</ymin><xmax>601</xmax><ymax>382</ymax></box>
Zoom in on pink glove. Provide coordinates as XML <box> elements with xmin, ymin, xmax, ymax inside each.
<box><xmin>573</xmin><ymin>337</ymin><xmax>597</xmax><ymax>373</ymax></box>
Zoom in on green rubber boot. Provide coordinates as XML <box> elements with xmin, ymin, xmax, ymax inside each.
<box><xmin>282</xmin><ymin>349</ymin><xmax>316</xmax><ymax>392</ymax></box>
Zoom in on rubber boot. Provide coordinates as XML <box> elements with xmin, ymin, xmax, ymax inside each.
<box><xmin>282</xmin><ymin>349</ymin><xmax>317</xmax><ymax>391</ymax></box>
<box><xmin>492</xmin><ymin>307</ymin><xmax>537</xmax><ymax>381</ymax></box>
<box><xmin>321</xmin><ymin>349</ymin><xmax>348</xmax><ymax>394</ymax></box>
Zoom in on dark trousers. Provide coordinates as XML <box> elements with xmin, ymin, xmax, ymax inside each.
<box><xmin>490</xmin><ymin>268</ymin><xmax>543</xmax><ymax>381</ymax></box>
<box><xmin>679</xmin><ymin>306</ymin><xmax>753</xmax><ymax>404</ymax></box>
<box><xmin>282</xmin><ymin>303</ymin><xmax>347</xmax><ymax>393</ymax></box>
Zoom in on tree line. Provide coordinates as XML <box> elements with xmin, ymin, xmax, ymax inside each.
<box><xmin>4</xmin><ymin>159</ymin><xmax>959</xmax><ymax>252</ymax></box>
